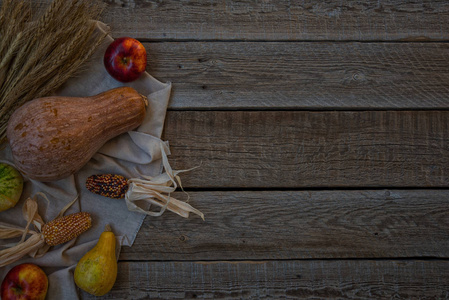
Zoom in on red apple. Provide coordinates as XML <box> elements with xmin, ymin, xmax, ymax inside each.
<box><xmin>1</xmin><ymin>263</ymin><xmax>48</xmax><ymax>300</ymax></box>
<box><xmin>104</xmin><ymin>37</ymin><xmax>147</xmax><ymax>82</ymax></box>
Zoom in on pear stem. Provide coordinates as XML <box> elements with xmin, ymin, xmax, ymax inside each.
<box><xmin>104</xmin><ymin>224</ymin><xmax>112</xmax><ymax>232</ymax></box>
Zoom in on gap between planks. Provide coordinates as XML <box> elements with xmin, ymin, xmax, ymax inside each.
<box><xmin>117</xmin><ymin>257</ymin><xmax>449</xmax><ymax>263</ymax></box>
<box><xmin>138</xmin><ymin>39</ymin><xmax>449</xmax><ymax>43</ymax></box>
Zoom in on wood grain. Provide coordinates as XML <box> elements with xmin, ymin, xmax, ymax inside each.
<box><xmin>81</xmin><ymin>260</ymin><xmax>449</xmax><ymax>299</ymax></box>
<box><xmin>120</xmin><ymin>190</ymin><xmax>449</xmax><ymax>260</ymax></box>
<box><xmin>97</xmin><ymin>0</ymin><xmax>449</xmax><ymax>41</ymax></box>
<box><xmin>145</xmin><ymin>42</ymin><xmax>449</xmax><ymax>109</ymax></box>
<box><xmin>20</xmin><ymin>2</ymin><xmax>449</xmax><ymax>299</ymax></box>
<box><xmin>161</xmin><ymin>110</ymin><xmax>449</xmax><ymax>188</ymax></box>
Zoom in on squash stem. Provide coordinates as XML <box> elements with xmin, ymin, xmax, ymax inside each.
<box><xmin>139</xmin><ymin>94</ymin><xmax>149</xmax><ymax>107</ymax></box>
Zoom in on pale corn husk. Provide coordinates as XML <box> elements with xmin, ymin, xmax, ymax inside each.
<box><xmin>125</xmin><ymin>143</ymin><xmax>205</xmax><ymax>220</ymax></box>
<box><xmin>0</xmin><ymin>193</ymin><xmax>79</xmax><ymax>267</ymax></box>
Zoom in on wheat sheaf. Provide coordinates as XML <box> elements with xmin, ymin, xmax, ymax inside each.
<box><xmin>0</xmin><ymin>0</ymin><xmax>108</xmax><ymax>144</ymax></box>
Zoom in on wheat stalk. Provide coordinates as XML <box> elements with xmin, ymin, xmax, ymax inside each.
<box><xmin>0</xmin><ymin>0</ymin><xmax>108</xmax><ymax>144</ymax></box>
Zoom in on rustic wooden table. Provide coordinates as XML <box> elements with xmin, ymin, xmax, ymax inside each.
<box><xmin>82</xmin><ymin>1</ymin><xmax>448</xmax><ymax>298</ymax></box>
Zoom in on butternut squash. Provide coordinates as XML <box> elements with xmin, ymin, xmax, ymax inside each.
<box><xmin>6</xmin><ymin>87</ymin><xmax>147</xmax><ymax>181</ymax></box>
<box><xmin>74</xmin><ymin>225</ymin><xmax>118</xmax><ymax>296</ymax></box>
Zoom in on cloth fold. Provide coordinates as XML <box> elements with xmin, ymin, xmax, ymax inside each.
<box><xmin>0</xmin><ymin>21</ymin><xmax>171</xmax><ymax>299</ymax></box>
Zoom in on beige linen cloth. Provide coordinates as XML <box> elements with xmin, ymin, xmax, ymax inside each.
<box><xmin>0</xmin><ymin>22</ymin><xmax>171</xmax><ymax>299</ymax></box>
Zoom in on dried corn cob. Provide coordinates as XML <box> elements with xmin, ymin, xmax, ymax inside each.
<box><xmin>0</xmin><ymin>196</ymin><xmax>93</xmax><ymax>267</ymax></box>
<box><xmin>86</xmin><ymin>174</ymin><xmax>128</xmax><ymax>199</ymax></box>
<box><xmin>41</xmin><ymin>212</ymin><xmax>92</xmax><ymax>246</ymax></box>
<box><xmin>85</xmin><ymin>172</ymin><xmax>204</xmax><ymax>220</ymax></box>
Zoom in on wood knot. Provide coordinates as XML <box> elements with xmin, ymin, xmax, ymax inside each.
<box><xmin>352</xmin><ymin>71</ymin><xmax>366</xmax><ymax>81</ymax></box>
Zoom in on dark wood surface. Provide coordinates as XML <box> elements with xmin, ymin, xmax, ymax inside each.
<box><xmin>54</xmin><ymin>0</ymin><xmax>448</xmax><ymax>298</ymax></box>
<box><xmin>147</xmin><ymin>42</ymin><xmax>449</xmax><ymax>109</ymax></box>
<box><xmin>100</xmin><ymin>0</ymin><xmax>449</xmax><ymax>42</ymax></box>
<box><xmin>161</xmin><ymin>111</ymin><xmax>449</xmax><ymax>188</ymax></box>
<box><xmin>94</xmin><ymin>260</ymin><xmax>449</xmax><ymax>299</ymax></box>
<box><xmin>121</xmin><ymin>190</ymin><xmax>449</xmax><ymax>260</ymax></box>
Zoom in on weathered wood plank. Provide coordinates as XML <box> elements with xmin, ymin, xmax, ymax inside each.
<box><xmin>81</xmin><ymin>260</ymin><xmax>449</xmax><ymax>299</ymax></box>
<box><xmin>27</xmin><ymin>1</ymin><xmax>449</xmax><ymax>41</ymax></box>
<box><xmin>145</xmin><ymin>42</ymin><xmax>449</xmax><ymax>109</ymax></box>
<box><xmin>161</xmin><ymin>111</ymin><xmax>449</xmax><ymax>188</ymax></box>
<box><xmin>120</xmin><ymin>190</ymin><xmax>449</xmax><ymax>260</ymax></box>
<box><xmin>97</xmin><ymin>0</ymin><xmax>449</xmax><ymax>41</ymax></box>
